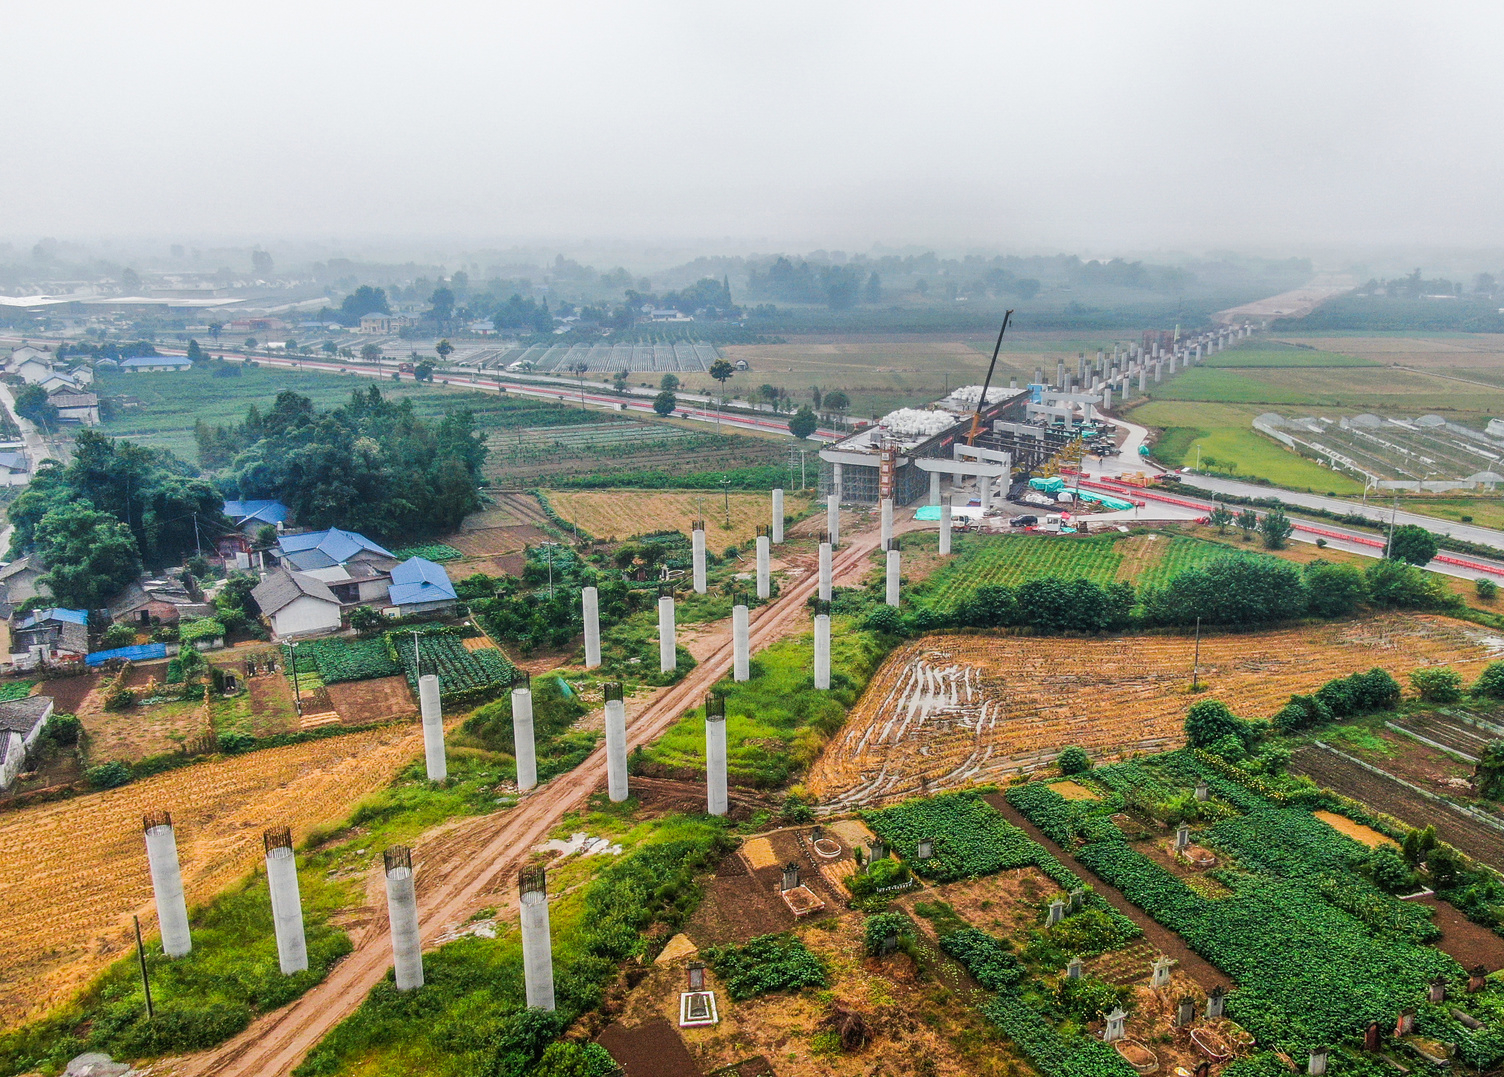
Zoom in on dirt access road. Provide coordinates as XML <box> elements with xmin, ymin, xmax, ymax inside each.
<box><xmin>166</xmin><ymin>516</ymin><xmax>893</xmax><ymax>1077</ymax></box>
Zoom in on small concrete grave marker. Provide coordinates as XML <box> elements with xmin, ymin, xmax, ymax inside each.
<box><xmin>870</xmin><ymin>839</ymin><xmax>888</xmax><ymax>862</ymax></box>
<box><xmin>1207</xmin><ymin>986</ymin><xmax>1226</xmax><ymax>1019</ymax></box>
<box><xmin>1194</xmin><ymin>780</ymin><xmax>1209</xmax><ymax>802</ymax></box>
<box><xmin>1364</xmin><ymin>1021</ymin><xmax>1380</xmax><ymax>1051</ymax></box>
<box><xmin>1308</xmin><ymin>1048</ymin><xmax>1329</xmax><ymax>1076</ymax></box>
<box><xmin>781</xmin><ymin>863</ymin><xmax>800</xmax><ymax>892</ymax></box>
<box><xmin>1048</xmin><ymin>898</ymin><xmax>1066</xmax><ymax>926</ymax></box>
<box><xmin>1470</xmin><ymin>965</ymin><xmax>1489</xmax><ymax>993</ymax></box>
<box><xmin>1175</xmin><ymin>824</ymin><xmax>1190</xmax><ymax>852</ymax></box>
<box><xmin>1395</xmin><ymin>1010</ymin><xmax>1414</xmax><ymax>1037</ymax></box>
<box><xmin>1194</xmin><ymin>1062</ymin><xmax>1210</xmax><ymax>1077</ymax></box>
<box><xmin>1429</xmin><ymin>975</ymin><xmax>1447</xmax><ymax>1003</ymax></box>
<box><xmin>917</xmin><ymin>838</ymin><xmax>934</xmax><ymax>860</ymax></box>
<box><xmin>1104</xmin><ymin>1007</ymin><xmax>1127</xmax><ymax>1043</ymax></box>
<box><xmin>1151</xmin><ymin>956</ymin><xmax>1173</xmax><ymax>988</ymax></box>
<box><xmin>880</xmin><ymin>931</ymin><xmax>899</xmax><ymax>956</ymax></box>
<box><xmin>1176</xmin><ymin>997</ymin><xmax>1196</xmax><ymax>1027</ymax></box>
<box><xmin>1069</xmin><ymin>887</ymin><xmax>1085</xmax><ymax>912</ymax></box>
<box><xmin>687</xmin><ymin>962</ymin><xmax>705</xmax><ymax>991</ymax></box>
<box><xmin>1067</xmin><ymin>956</ymin><xmax>1084</xmax><ymax>980</ymax></box>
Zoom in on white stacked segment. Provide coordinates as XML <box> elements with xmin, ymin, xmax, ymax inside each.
<box><xmin>582</xmin><ymin>586</ymin><xmax>601</xmax><ymax>669</ymax></box>
<box><xmin>264</xmin><ymin>827</ymin><xmax>308</xmax><ymax>975</ymax></box>
<box><xmin>604</xmin><ymin>684</ymin><xmax>628</xmax><ymax>802</ymax></box>
<box><xmin>658</xmin><ymin>594</ymin><xmax>676</xmax><ymax>673</ymax></box>
<box><xmin>705</xmin><ymin>695</ymin><xmax>728</xmax><ymax>816</ymax></box>
<box><xmin>691</xmin><ymin>525</ymin><xmax>707</xmax><ymax>594</ymax></box>
<box><xmin>814</xmin><ymin>612</ymin><xmax>831</xmax><ymax>690</ymax></box>
<box><xmin>756</xmin><ymin>529</ymin><xmax>771</xmax><ymax>600</ymax></box>
<box><xmin>880</xmin><ymin>498</ymin><xmax>893</xmax><ymax>548</ymax></box>
<box><xmin>512</xmin><ymin>678</ymin><xmax>538</xmax><ymax>791</ymax></box>
<box><xmin>939</xmin><ymin>504</ymin><xmax>952</xmax><ymax>556</ymax></box>
<box><xmin>771</xmin><ymin>488</ymin><xmax>784</xmax><ymax>543</ymax></box>
<box><xmin>419</xmin><ymin>674</ymin><xmax>445</xmax><ymax>782</ymax></box>
<box><xmin>818</xmin><ymin>538</ymin><xmax>832</xmax><ymax>601</ymax></box>
<box><xmin>143</xmin><ymin>812</ymin><xmax>191</xmax><ymax>958</ymax></box>
<box><xmin>827</xmin><ymin>494</ymin><xmax>839</xmax><ymax>547</ymax></box>
<box><xmin>886</xmin><ymin>544</ymin><xmax>901</xmax><ymax>607</ymax></box>
<box><xmin>384</xmin><ymin>847</ymin><xmax>423</xmax><ymax>991</ymax></box>
<box><xmin>520</xmin><ymin>870</ymin><xmax>555</xmax><ymax>1010</ymax></box>
<box><xmin>732</xmin><ymin>603</ymin><xmax>750</xmax><ymax>682</ymax></box>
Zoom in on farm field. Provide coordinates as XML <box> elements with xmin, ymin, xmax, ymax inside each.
<box><xmin>0</xmin><ymin>723</ymin><xmax>424</xmax><ymax>1024</ymax></box>
<box><xmin>806</xmin><ymin>614</ymin><xmax>1501</xmax><ymax>810</ymax></box>
<box><xmin>1290</xmin><ymin>743</ymin><xmax>1504</xmax><ymax>869</ymax></box>
<box><xmin>1130</xmin><ymin>398</ymin><xmax>1367</xmax><ymax>493</ymax></box>
<box><xmin>913</xmin><ymin>532</ymin><xmax>1269</xmax><ymax>615</ymax></box>
<box><xmin>1201</xmin><ymin>345</ymin><xmax>1381</xmax><ymax>368</ymax></box>
<box><xmin>1280</xmin><ymin>333</ymin><xmax>1504</xmax><ymax>387</ymax></box>
<box><xmin>540</xmin><ymin>488</ymin><xmax>807</xmax><ymax>547</ymax></box>
<box><xmin>1150</xmin><ymin>363</ymin><xmax>1504</xmax><ymax>413</ymax></box>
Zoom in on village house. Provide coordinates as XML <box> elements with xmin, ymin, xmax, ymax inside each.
<box><xmin>276</xmin><ymin>528</ymin><xmax>397</xmax><ymax>605</ymax></box>
<box><xmin>119</xmin><ymin>355</ymin><xmax>193</xmax><ymax>373</ymax></box>
<box><xmin>108</xmin><ymin>577</ymin><xmax>215</xmax><ymax>627</ymax></box>
<box><xmin>0</xmin><ymin>696</ymin><xmax>54</xmax><ymax>791</ymax></box>
<box><xmin>386</xmin><ymin>556</ymin><xmax>458</xmax><ymax>617</ymax></box>
<box><xmin>0</xmin><ymin>557</ymin><xmax>47</xmax><ymax>606</ymax></box>
<box><xmin>11</xmin><ymin>608</ymin><xmax>89</xmax><ymax>664</ymax></box>
<box><xmin>251</xmin><ymin>569</ymin><xmax>342</xmax><ymax>639</ymax></box>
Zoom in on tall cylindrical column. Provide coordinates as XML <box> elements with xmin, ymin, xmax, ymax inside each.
<box><xmin>384</xmin><ymin>846</ymin><xmax>423</xmax><ymax>991</ymax></box>
<box><xmin>264</xmin><ymin>827</ymin><xmax>308</xmax><ymax>975</ymax></box>
<box><xmin>979</xmin><ymin>475</ymin><xmax>991</xmax><ymax>514</ymax></box>
<box><xmin>512</xmin><ymin>677</ymin><xmax>537</xmax><ymax>791</ymax></box>
<box><xmin>732</xmin><ymin>602</ymin><xmax>750</xmax><ymax>682</ymax></box>
<box><xmin>1154</xmin><ymin>361</ymin><xmax>1162</xmax><ymax>384</ymax></box>
<box><xmin>818</xmin><ymin>537</ymin><xmax>832</xmax><ymax>601</ymax></box>
<box><xmin>814</xmin><ymin>611</ymin><xmax>831</xmax><ymax>690</ymax></box>
<box><xmin>1102</xmin><ymin>386</ymin><xmax>1113</xmax><ymax>411</ymax></box>
<box><xmin>705</xmin><ymin>694</ymin><xmax>728</xmax><ymax>816</ymax></box>
<box><xmin>771</xmin><ymin>488</ymin><xmax>784</xmax><ymax>544</ymax></box>
<box><xmin>1056</xmin><ymin>358</ymin><xmax>1066</xmax><ymax>390</ymax></box>
<box><xmin>929</xmin><ymin>470</ymin><xmax>941</xmax><ymax>505</ymax></box>
<box><xmin>520</xmin><ymin>869</ymin><xmax>555</xmax><ymax>1010</ymax></box>
<box><xmin>658</xmin><ymin>593</ymin><xmax>676</xmax><ymax>673</ymax></box>
<box><xmin>1138</xmin><ymin>367</ymin><xmax>1147</xmax><ymax>392</ymax></box>
<box><xmin>940</xmin><ymin>504</ymin><xmax>952</xmax><ymax>555</ymax></box>
<box><xmin>143</xmin><ymin>812</ymin><xmax>191</xmax><ymax>958</ymax></box>
<box><xmin>827</xmin><ymin>494</ymin><xmax>839</xmax><ymax>547</ymax></box>
<box><xmin>691</xmin><ymin>523</ymin><xmax>707</xmax><ymax>595</ymax></box>
<box><xmin>885</xmin><ymin>543</ymin><xmax>901</xmax><ymax>607</ymax></box>
<box><xmin>756</xmin><ymin>528</ymin><xmax>771</xmax><ymax>600</ymax></box>
<box><xmin>603</xmin><ymin>683</ymin><xmax>628</xmax><ymax>802</ymax></box>
<box><xmin>582</xmin><ymin>585</ymin><xmax>601</xmax><ymax>669</ymax></box>
<box><xmin>419</xmin><ymin>674</ymin><xmax>445</xmax><ymax>782</ymax></box>
<box><xmin>880</xmin><ymin>498</ymin><xmax>893</xmax><ymax>549</ymax></box>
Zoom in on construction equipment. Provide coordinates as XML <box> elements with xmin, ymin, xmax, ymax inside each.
<box><xmin>966</xmin><ymin>310</ymin><xmax>1014</xmax><ymax>445</ymax></box>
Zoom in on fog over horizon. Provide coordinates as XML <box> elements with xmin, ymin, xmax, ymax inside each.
<box><xmin>6</xmin><ymin>1</ymin><xmax>1504</xmax><ymax>267</ymax></box>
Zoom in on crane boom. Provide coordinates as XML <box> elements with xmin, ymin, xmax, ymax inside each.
<box><xmin>966</xmin><ymin>309</ymin><xmax>1014</xmax><ymax>445</ymax></box>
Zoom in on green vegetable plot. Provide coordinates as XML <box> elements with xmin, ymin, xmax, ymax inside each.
<box><xmin>922</xmin><ymin>536</ymin><xmax>1124</xmax><ymax>615</ymax></box>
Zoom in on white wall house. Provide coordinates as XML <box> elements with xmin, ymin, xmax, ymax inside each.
<box><xmin>251</xmin><ymin>569</ymin><xmax>342</xmax><ymax>639</ymax></box>
<box><xmin>0</xmin><ymin>696</ymin><xmax>53</xmax><ymax>791</ymax></box>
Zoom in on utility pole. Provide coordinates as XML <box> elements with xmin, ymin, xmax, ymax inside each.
<box><xmin>547</xmin><ymin>546</ymin><xmax>554</xmax><ymax>599</ymax></box>
<box><xmin>1386</xmin><ymin>494</ymin><xmax>1399</xmax><ymax>557</ymax></box>
<box><xmin>412</xmin><ymin>630</ymin><xmax>421</xmax><ymax>677</ymax></box>
<box><xmin>720</xmin><ymin>476</ymin><xmax>731</xmax><ymax>528</ymax></box>
<box><xmin>288</xmin><ymin>642</ymin><xmax>302</xmax><ymax>716</ymax></box>
<box><xmin>1191</xmin><ymin>616</ymin><xmax>1201</xmax><ymax>691</ymax></box>
<box><xmin>800</xmin><ymin>450</ymin><xmax>807</xmax><ymax>490</ymax></box>
<box><xmin>134</xmin><ymin>915</ymin><xmax>154</xmax><ymax>1020</ymax></box>
<box><xmin>192</xmin><ymin>512</ymin><xmax>201</xmax><ymax>558</ymax></box>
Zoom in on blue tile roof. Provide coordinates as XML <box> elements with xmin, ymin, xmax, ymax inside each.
<box><xmin>18</xmin><ymin>607</ymin><xmax>88</xmax><ymax>629</ymax></box>
<box><xmin>278</xmin><ymin>527</ymin><xmax>394</xmax><ymax>569</ymax></box>
<box><xmin>387</xmin><ymin>557</ymin><xmax>457</xmax><ymax>606</ymax></box>
<box><xmin>223</xmin><ymin>499</ymin><xmax>290</xmax><ymax>525</ymax></box>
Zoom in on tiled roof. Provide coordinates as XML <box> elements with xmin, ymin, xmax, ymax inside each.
<box><xmin>387</xmin><ymin>557</ymin><xmax>456</xmax><ymax>606</ymax></box>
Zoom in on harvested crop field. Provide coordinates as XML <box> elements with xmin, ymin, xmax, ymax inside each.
<box><xmin>324</xmin><ymin>675</ymin><xmax>418</xmax><ymax>725</ymax></box>
<box><xmin>1290</xmin><ymin>743</ymin><xmax>1504</xmax><ymax>869</ymax></box>
<box><xmin>541</xmin><ymin>489</ymin><xmax>807</xmax><ymax>548</ymax></box>
<box><xmin>808</xmin><ymin>614</ymin><xmax>1501</xmax><ymax>810</ymax></box>
<box><xmin>0</xmin><ymin>723</ymin><xmax>423</xmax><ymax>1024</ymax></box>
<box><xmin>1312</xmin><ymin>810</ymin><xmax>1395</xmax><ymax>848</ymax></box>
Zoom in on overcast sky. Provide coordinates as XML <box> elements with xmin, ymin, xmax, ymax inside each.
<box><xmin>5</xmin><ymin>1</ymin><xmax>1504</xmax><ymax>258</ymax></box>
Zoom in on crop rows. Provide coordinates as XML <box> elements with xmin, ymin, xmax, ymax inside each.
<box><xmin>293</xmin><ymin>637</ymin><xmax>403</xmax><ymax>684</ymax></box>
<box><xmin>924</xmin><ymin>536</ymin><xmax>1124</xmax><ymax>613</ymax></box>
<box><xmin>1133</xmin><ymin>536</ymin><xmax>1264</xmax><ymax>590</ymax></box>
<box><xmin>397</xmin><ymin>634</ymin><xmax>517</xmax><ymax>697</ymax></box>
<box><xmin>391</xmin><ymin>543</ymin><xmax>465</xmax><ymax>563</ymax></box>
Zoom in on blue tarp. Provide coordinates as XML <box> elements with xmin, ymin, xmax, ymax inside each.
<box><xmin>86</xmin><ymin>642</ymin><xmax>168</xmax><ymax>667</ymax></box>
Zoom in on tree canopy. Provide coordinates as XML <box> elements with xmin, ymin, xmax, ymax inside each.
<box><xmin>1387</xmin><ymin>524</ymin><xmax>1438</xmax><ymax>566</ymax></box>
<box><xmin>200</xmin><ymin>386</ymin><xmax>488</xmax><ymax>540</ymax></box>
<box><xmin>35</xmin><ymin>504</ymin><xmax>143</xmax><ymax>608</ymax></box>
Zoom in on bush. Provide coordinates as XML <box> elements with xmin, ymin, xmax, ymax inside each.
<box><xmin>1410</xmin><ymin>666</ymin><xmax>1462</xmax><ymax>704</ymax></box>
<box><xmin>1367</xmin><ymin>845</ymin><xmax>1417</xmax><ymax>894</ymax></box>
<box><xmin>1474</xmin><ymin>661</ymin><xmax>1504</xmax><ymax>699</ymax></box>
<box><xmin>531</xmin><ymin>1042</ymin><xmax>620</xmax><ymax>1076</ymax></box>
<box><xmin>1365</xmin><ymin>559</ymin><xmax>1457</xmax><ymax>610</ymax></box>
<box><xmin>1478</xmin><ymin>578</ymin><xmax>1499</xmax><ymax>601</ymax></box>
<box><xmin>218</xmin><ymin>732</ymin><xmax>256</xmax><ymax>753</ymax></box>
<box><xmin>940</xmin><ymin>928</ymin><xmax>1025</xmax><ymax>989</ymax></box>
<box><xmin>1185</xmin><ymin>700</ymin><xmax>1243</xmax><ymax>748</ymax></box>
<box><xmin>863</xmin><ymin>910</ymin><xmax>916</xmax><ymax>956</ymax></box>
<box><xmin>705</xmin><ymin>933</ymin><xmax>828</xmax><ymax>1000</ymax></box>
<box><xmin>86</xmin><ymin>760</ymin><xmax>133</xmax><ymax>788</ymax></box>
<box><xmin>103</xmin><ymin>687</ymin><xmax>136</xmax><ymax>711</ymax></box>
<box><xmin>42</xmin><ymin>712</ymin><xmax>81</xmax><ymax>746</ymax></box>
<box><xmin>1388</xmin><ymin>524</ymin><xmax>1438</xmax><ymax>566</ymax></box>
<box><xmin>1054</xmin><ymin>974</ymin><xmax>1131</xmax><ymax>1023</ymax></box>
<box><xmin>100</xmin><ymin>623</ymin><xmax>137</xmax><ymax>649</ymax></box>
<box><xmin>1272</xmin><ymin>693</ymin><xmax>1331</xmax><ymax>733</ymax></box>
<box><xmin>1304</xmin><ymin>561</ymin><xmax>1368</xmax><ymax>618</ymax></box>
<box><xmin>862</xmin><ymin>605</ymin><xmax>906</xmax><ymax>635</ymax></box>
<box><xmin>1057</xmin><ymin>746</ymin><xmax>1091</xmax><ymax>775</ymax></box>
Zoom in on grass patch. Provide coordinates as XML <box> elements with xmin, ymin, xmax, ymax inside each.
<box><xmin>1203</xmin><ymin>346</ymin><xmax>1380</xmax><ymax>368</ymax></box>
<box><xmin>637</xmin><ymin>618</ymin><xmax>888</xmax><ymax>787</ymax></box>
